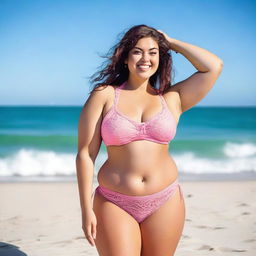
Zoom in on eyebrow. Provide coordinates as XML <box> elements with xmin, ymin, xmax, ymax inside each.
<box><xmin>133</xmin><ymin>47</ymin><xmax>159</xmax><ymax>51</ymax></box>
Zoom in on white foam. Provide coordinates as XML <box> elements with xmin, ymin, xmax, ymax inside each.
<box><xmin>0</xmin><ymin>145</ymin><xmax>255</xmax><ymax>177</ymax></box>
<box><xmin>223</xmin><ymin>142</ymin><xmax>256</xmax><ymax>158</ymax></box>
<box><xmin>0</xmin><ymin>148</ymin><xmax>75</xmax><ymax>176</ymax></box>
<box><xmin>174</xmin><ymin>152</ymin><xmax>256</xmax><ymax>174</ymax></box>
<box><xmin>0</xmin><ymin>148</ymin><xmax>108</xmax><ymax>177</ymax></box>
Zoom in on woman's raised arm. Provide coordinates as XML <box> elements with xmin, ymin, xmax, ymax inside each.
<box><xmin>159</xmin><ymin>30</ymin><xmax>223</xmax><ymax>113</ymax></box>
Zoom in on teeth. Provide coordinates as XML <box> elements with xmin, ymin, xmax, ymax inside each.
<box><xmin>138</xmin><ymin>65</ymin><xmax>151</xmax><ymax>68</ymax></box>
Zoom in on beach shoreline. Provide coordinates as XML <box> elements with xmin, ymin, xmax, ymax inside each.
<box><xmin>1</xmin><ymin>170</ymin><xmax>256</xmax><ymax>184</ymax></box>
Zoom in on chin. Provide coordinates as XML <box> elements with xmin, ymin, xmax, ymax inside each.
<box><xmin>136</xmin><ymin>72</ymin><xmax>156</xmax><ymax>78</ymax></box>
<box><xmin>136</xmin><ymin>75</ymin><xmax>151</xmax><ymax>81</ymax></box>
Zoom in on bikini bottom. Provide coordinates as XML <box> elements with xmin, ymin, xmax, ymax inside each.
<box><xmin>94</xmin><ymin>178</ymin><xmax>183</xmax><ymax>224</ymax></box>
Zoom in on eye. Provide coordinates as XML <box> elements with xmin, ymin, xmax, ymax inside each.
<box><xmin>133</xmin><ymin>50</ymin><xmax>141</xmax><ymax>54</ymax></box>
<box><xmin>150</xmin><ymin>52</ymin><xmax>157</xmax><ymax>55</ymax></box>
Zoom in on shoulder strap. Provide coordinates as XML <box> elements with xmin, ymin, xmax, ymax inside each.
<box><xmin>159</xmin><ymin>94</ymin><xmax>168</xmax><ymax>108</ymax></box>
<box><xmin>114</xmin><ymin>82</ymin><xmax>125</xmax><ymax>107</ymax></box>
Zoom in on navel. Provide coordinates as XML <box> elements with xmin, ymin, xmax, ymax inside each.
<box><xmin>141</xmin><ymin>176</ymin><xmax>147</xmax><ymax>182</ymax></box>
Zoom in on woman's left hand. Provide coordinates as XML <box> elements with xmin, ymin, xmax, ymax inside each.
<box><xmin>157</xmin><ymin>29</ymin><xmax>172</xmax><ymax>42</ymax></box>
<box><xmin>157</xmin><ymin>30</ymin><xmax>177</xmax><ymax>52</ymax></box>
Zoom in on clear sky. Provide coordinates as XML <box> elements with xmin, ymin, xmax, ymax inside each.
<box><xmin>0</xmin><ymin>0</ymin><xmax>255</xmax><ymax>106</ymax></box>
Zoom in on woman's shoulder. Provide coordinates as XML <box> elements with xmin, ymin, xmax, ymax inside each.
<box><xmin>162</xmin><ymin>84</ymin><xmax>180</xmax><ymax>95</ymax></box>
<box><xmin>91</xmin><ymin>84</ymin><xmax>115</xmax><ymax>94</ymax></box>
<box><xmin>162</xmin><ymin>85</ymin><xmax>182</xmax><ymax>111</ymax></box>
<box><xmin>89</xmin><ymin>84</ymin><xmax>116</xmax><ymax>104</ymax></box>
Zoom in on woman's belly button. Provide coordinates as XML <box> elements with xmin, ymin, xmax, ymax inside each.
<box><xmin>98</xmin><ymin>172</ymin><xmax>177</xmax><ymax>195</ymax></box>
<box><xmin>97</xmin><ymin>160</ymin><xmax>178</xmax><ymax>195</ymax></box>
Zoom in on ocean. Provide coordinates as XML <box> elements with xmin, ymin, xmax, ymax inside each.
<box><xmin>0</xmin><ymin>106</ymin><xmax>255</xmax><ymax>182</ymax></box>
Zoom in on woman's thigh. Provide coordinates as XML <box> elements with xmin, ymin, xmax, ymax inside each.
<box><xmin>140</xmin><ymin>185</ymin><xmax>186</xmax><ymax>256</ymax></box>
<box><xmin>92</xmin><ymin>191</ymin><xmax>142</xmax><ymax>256</ymax></box>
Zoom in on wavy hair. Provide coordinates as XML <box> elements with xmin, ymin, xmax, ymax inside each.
<box><xmin>88</xmin><ymin>24</ymin><xmax>175</xmax><ymax>95</ymax></box>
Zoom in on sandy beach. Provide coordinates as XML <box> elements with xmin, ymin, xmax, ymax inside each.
<box><xmin>0</xmin><ymin>180</ymin><xmax>255</xmax><ymax>256</ymax></box>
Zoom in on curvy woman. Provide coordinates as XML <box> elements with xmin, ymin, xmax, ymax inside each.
<box><xmin>76</xmin><ymin>25</ymin><xmax>223</xmax><ymax>256</ymax></box>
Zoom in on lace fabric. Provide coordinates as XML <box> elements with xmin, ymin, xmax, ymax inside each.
<box><xmin>95</xmin><ymin>179</ymin><xmax>183</xmax><ymax>223</ymax></box>
<box><xmin>100</xmin><ymin>81</ymin><xmax>177</xmax><ymax>146</ymax></box>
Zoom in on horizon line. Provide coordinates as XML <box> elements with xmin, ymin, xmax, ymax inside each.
<box><xmin>0</xmin><ymin>105</ymin><xmax>256</xmax><ymax>108</ymax></box>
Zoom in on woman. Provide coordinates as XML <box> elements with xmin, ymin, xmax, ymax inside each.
<box><xmin>76</xmin><ymin>24</ymin><xmax>223</xmax><ymax>256</ymax></box>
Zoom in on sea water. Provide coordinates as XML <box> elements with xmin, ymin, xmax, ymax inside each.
<box><xmin>0</xmin><ymin>106</ymin><xmax>255</xmax><ymax>182</ymax></box>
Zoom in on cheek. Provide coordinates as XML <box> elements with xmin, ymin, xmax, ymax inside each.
<box><xmin>153</xmin><ymin>59</ymin><xmax>159</xmax><ymax>69</ymax></box>
<box><xmin>129</xmin><ymin>55</ymin><xmax>139</xmax><ymax>64</ymax></box>
<box><xmin>128</xmin><ymin>58</ymin><xmax>139</xmax><ymax>71</ymax></box>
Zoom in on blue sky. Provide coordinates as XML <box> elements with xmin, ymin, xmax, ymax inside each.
<box><xmin>0</xmin><ymin>0</ymin><xmax>255</xmax><ymax>106</ymax></box>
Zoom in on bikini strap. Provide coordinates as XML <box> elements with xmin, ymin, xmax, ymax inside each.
<box><xmin>114</xmin><ymin>82</ymin><xmax>126</xmax><ymax>108</ymax></box>
<box><xmin>159</xmin><ymin>93</ymin><xmax>168</xmax><ymax>109</ymax></box>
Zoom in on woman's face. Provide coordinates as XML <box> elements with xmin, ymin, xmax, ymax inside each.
<box><xmin>125</xmin><ymin>37</ymin><xmax>159</xmax><ymax>80</ymax></box>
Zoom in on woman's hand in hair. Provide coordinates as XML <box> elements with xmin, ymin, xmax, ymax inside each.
<box><xmin>157</xmin><ymin>29</ymin><xmax>178</xmax><ymax>53</ymax></box>
<box><xmin>157</xmin><ymin>29</ymin><xmax>172</xmax><ymax>41</ymax></box>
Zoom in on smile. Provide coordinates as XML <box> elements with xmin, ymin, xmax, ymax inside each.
<box><xmin>137</xmin><ymin>65</ymin><xmax>152</xmax><ymax>71</ymax></box>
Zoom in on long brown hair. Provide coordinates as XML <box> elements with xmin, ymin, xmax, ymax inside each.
<box><xmin>88</xmin><ymin>24</ymin><xmax>175</xmax><ymax>94</ymax></box>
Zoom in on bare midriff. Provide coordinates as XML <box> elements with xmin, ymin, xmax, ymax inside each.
<box><xmin>97</xmin><ymin>140</ymin><xmax>178</xmax><ymax>196</ymax></box>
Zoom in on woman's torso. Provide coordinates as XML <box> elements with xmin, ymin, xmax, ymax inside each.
<box><xmin>97</xmin><ymin>82</ymin><xmax>181</xmax><ymax>196</ymax></box>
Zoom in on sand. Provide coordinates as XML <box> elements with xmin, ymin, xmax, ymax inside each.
<box><xmin>0</xmin><ymin>180</ymin><xmax>255</xmax><ymax>256</ymax></box>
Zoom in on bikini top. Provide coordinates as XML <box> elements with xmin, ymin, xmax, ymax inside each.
<box><xmin>101</xmin><ymin>81</ymin><xmax>177</xmax><ymax>146</ymax></box>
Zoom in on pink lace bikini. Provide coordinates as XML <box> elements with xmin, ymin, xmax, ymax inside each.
<box><xmin>101</xmin><ymin>81</ymin><xmax>177</xmax><ymax>146</ymax></box>
<box><xmin>94</xmin><ymin>81</ymin><xmax>183</xmax><ymax>224</ymax></box>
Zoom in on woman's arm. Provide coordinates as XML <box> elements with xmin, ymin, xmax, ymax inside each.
<box><xmin>159</xmin><ymin>30</ymin><xmax>223</xmax><ymax>113</ymax></box>
<box><xmin>76</xmin><ymin>86</ymin><xmax>107</xmax><ymax>246</ymax></box>
<box><xmin>169</xmin><ymin>37</ymin><xmax>223</xmax><ymax>71</ymax></box>
<box><xmin>76</xmin><ymin>87</ymin><xmax>106</xmax><ymax>213</ymax></box>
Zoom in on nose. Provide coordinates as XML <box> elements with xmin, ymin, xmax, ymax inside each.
<box><xmin>141</xmin><ymin>52</ymin><xmax>150</xmax><ymax>61</ymax></box>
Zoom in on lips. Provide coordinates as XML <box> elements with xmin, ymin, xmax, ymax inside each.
<box><xmin>137</xmin><ymin>64</ymin><xmax>152</xmax><ymax>71</ymax></box>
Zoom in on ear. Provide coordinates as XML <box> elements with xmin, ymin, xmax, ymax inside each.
<box><xmin>124</xmin><ymin>58</ymin><xmax>128</xmax><ymax>64</ymax></box>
